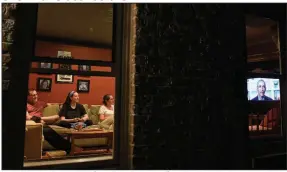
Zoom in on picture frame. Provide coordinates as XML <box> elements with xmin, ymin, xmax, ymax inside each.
<box><xmin>58</xmin><ymin>61</ymin><xmax>72</xmax><ymax>70</ymax></box>
<box><xmin>78</xmin><ymin>65</ymin><xmax>91</xmax><ymax>71</ymax></box>
<box><xmin>56</xmin><ymin>74</ymin><xmax>74</xmax><ymax>83</ymax></box>
<box><xmin>57</xmin><ymin>51</ymin><xmax>73</xmax><ymax>70</ymax></box>
<box><xmin>77</xmin><ymin>80</ymin><xmax>90</xmax><ymax>93</ymax></box>
<box><xmin>57</xmin><ymin>51</ymin><xmax>73</xmax><ymax>82</ymax></box>
<box><xmin>78</xmin><ymin>65</ymin><xmax>91</xmax><ymax>77</ymax></box>
<box><xmin>39</xmin><ymin>62</ymin><xmax>53</xmax><ymax>69</ymax></box>
<box><xmin>37</xmin><ymin>78</ymin><xmax>52</xmax><ymax>92</ymax></box>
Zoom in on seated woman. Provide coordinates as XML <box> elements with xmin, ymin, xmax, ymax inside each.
<box><xmin>98</xmin><ymin>94</ymin><xmax>114</xmax><ymax>130</ymax></box>
<box><xmin>58</xmin><ymin>91</ymin><xmax>93</xmax><ymax>128</ymax></box>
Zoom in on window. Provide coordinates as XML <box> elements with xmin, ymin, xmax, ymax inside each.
<box><xmin>21</xmin><ymin>3</ymin><xmax>132</xmax><ymax>168</ymax></box>
<box><xmin>245</xmin><ymin>14</ymin><xmax>283</xmax><ymax>137</ymax></box>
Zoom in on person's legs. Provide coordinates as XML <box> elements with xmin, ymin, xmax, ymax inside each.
<box><xmin>57</xmin><ymin>120</ymin><xmax>71</xmax><ymax>128</ymax></box>
<box><xmin>84</xmin><ymin>120</ymin><xmax>93</xmax><ymax>126</ymax></box>
<box><xmin>99</xmin><ymin>115</ymin><xmax>114</xmax><ymax>130</ymax></box>
<box><xmin>43</xmin><ymin>125</ymin><xmax>71</xmax><ymax>154</ymax></box>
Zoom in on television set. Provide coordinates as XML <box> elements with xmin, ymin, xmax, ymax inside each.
<box><xmin>247</xmin><ymin>77</ymin><xmax>280</xmax><ymax>101</ymax></box>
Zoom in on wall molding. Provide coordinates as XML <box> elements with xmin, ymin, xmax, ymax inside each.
<box><xmin>30</xmin><ymin>68</ymin><xmax>115</xmax><ymax>77</ymax></box>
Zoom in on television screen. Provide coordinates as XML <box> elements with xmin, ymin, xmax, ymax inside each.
<box><xmin>247</xmin><ymin>78</ymin><xmax>280</xmax><ymax>101</ymax></box>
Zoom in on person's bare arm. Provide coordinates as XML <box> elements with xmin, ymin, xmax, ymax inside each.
<box><xmin>98</xmin><ymin>106</ymin><xmax>106</xmax><ymax>122</ymax></box>
<box><xmin>99</xmin><ymin>114</ymin><xmax>106</xmax><ymax>122</ymax></box>
<box><xmin>26</xmin><ymin>111</ymin><xmax>32</xmax><ymax>120</ymax></box>
<box><xmin>60</xmin><ymin>116</ymin><xmax>78</xmax><ymax>123</ymax></box>
<box><xmin>80</xmin><ymin>114</ymin><xmax>89</xmax><ymax>122</ymax></box>
<box><xmin>26</xmin><ymin>111</ymin><xmax>44</xmax><ymax>124</ymax></box>
<box><xmin>41</xmin><ymin>115</ymin><xmax>59</xmax><ymax>123</ymax></box>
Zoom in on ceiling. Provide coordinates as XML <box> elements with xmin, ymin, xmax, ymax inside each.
<box><xmin>245</xmin><ymin>15</ymin><xmax>277</xmax><ymax>46</ymax></box>
<box><xmin>36</xmin><ymin>6</ymin><xmax>278</xmax><ymax>51</ymax></box>
<box><xmin>245</xmin><ymin>15</ymin><xmax>279</xmax><ymax>63</ymax></box>
<box><xmin>37</xmin><ymin>4</ymin><xmax>113</xmax><ymax>46</ymax></box>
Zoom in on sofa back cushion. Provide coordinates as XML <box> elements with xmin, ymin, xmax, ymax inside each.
<box><xmin>82</xmin><ymin>104</ymin><xmax>89</xmax><ymax>113</ymax></box>
<box><xmin>43</xmin><ymin>104</ymin><xmax>60</xmax><ymax>117</ymax></box>
<box><xmin>88</xmin><ymin>105</ymin><xmax>101</xmax><ymax>124</ymax></box>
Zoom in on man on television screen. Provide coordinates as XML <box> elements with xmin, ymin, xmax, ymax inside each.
<box><xmin>251</xmin><ymin>79</ymin><xmax>273</xmax><ymax>101</ymax></box>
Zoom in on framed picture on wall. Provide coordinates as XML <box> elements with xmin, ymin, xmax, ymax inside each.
<box><xmin>77</xmin><ymin>80</ymin><xmax>90</xmax><ymax>93</ymax></box>
<box><xmin>37</xmin><ymin>78</ymin><xmax>52</xmax><ymax>92</ymax></box>
<box><xmin>78</xmin><ymin>65</ymin><xmax>91</xmax><ymax>71</ymax></box>
<box><xmin>57</xmin><ymin>51</ymin><xmax>74</xmax><ymax>82</ymax></box>
<box><xmin>39</xmin><ymin>62</ymin><xmax>53</xmax><ymax>69</ymax></box>
<box><xmin>57</xmin><ymin>51</ymin><xmax>73</xmax><ymax>70</ymax></box>
<box><xmin>56</xmin><ymin>75</ymin><xmax>74</xmax><ymax>83</ymax></box>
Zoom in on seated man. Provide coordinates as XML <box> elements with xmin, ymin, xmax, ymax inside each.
<box><xmin>26</xmin><ymin>88</ymin><xmax>82</xmax><ymax>156</ymax></box>
<box><xmin>26</xmin><ymin>89</ymin><xmax>59</xmax><ymax>124</ymax></box>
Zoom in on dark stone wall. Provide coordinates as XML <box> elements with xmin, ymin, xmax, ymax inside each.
<box><xmin>2</xmin><ymin>4</ymin><xmax>21</xmax><ymax>169</ymax></box>
<box><xmin>2</xmin><ymin>4</ymin><xmax>38</xmax><ymax>169</ymax></box>
<box><xmin>2</xmin><ymin>4</ymin><xmax>17</xmax><ymax>90</ymax></box>
<box><xmin>133</xmin><ymin>4</ymin><xmax>249</xmax><ymax>169</ymax></box>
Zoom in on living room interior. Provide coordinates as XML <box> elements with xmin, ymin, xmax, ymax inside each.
<box><xmin>245</xmin><ymin>14</ymin><xmax>282</xmax><ymax>137</ymax></box>
<box><xmin>24</xmin><ymin>3</ymin><xmax>116</xmax><ymax>161</ymax></box>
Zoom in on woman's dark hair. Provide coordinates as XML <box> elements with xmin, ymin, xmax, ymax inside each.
<box><xmin>64</xmin><ymin>91</ymin><xmax>76</xmax><ymax>105</ymax></box>
<box><xmin>102</xmin><ymin>94</ymin><xmax>112</xmax><ymax>105</ymax></box>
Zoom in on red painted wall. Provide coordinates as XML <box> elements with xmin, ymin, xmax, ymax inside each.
<box><xmin>35</xmin><ymin>40</ymin><xmax>112</xmax><ymax>61</ymax></box>
<box><xmin>28</xmin><ymin>41</ymin><xmax>115</xmax><ymax>105</ymax></box>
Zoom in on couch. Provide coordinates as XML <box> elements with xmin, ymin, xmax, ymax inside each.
<box><xmin>24</xmin><ymin>120</ymin><xmax>43</xmax><ymax>159</ymax></box>
<box><xmin>41</xmin><ymin>103</ymin><xmax>108</xmax><ymax>150</ymax></box>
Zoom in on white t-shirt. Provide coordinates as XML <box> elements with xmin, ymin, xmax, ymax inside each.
<box><xmin>99</xmin><ymin>105</ymin><xmax>114</xmax><ymax>118</ymax></box>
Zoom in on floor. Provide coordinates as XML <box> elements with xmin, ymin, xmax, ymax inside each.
<box><xmin>23</xmin><ymin>155</ymin><xmax>113</xmax><ymax>168</ymax></box>
<box><xmin>43</xmin><ymin>149</ymin><xmax>112</xmax><ymax>158</ymax></box>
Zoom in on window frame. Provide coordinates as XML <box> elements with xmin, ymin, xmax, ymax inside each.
<box><xmin>1</xmin><ymin>3</ymin><xmax>133</xmax><ymax>169</ymax></box>
<box><xmin>244</xmin><ymin>6</ymin><xmax>286</xmax><ymax>139</ymax></box>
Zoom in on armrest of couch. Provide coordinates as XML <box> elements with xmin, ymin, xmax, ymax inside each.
<box><xmin>24</xmin><ymin>121</ymin><xmax>43</xmax><ymax>160</ymax></box>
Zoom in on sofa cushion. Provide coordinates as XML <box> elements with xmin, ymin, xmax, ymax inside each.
<box><xmin>88</xmin><ymin>105</ymin><xmax>101</xmax><ymax>124</ymax></box>
<box><xmin>82</xmin><ymin>104</ymin><xmax>89</xmax><ymax>113</ymax></box>
<box><xmin>43</xmin><ymin>104</ymin><xmax>60</xmax><ymax>117</ymax></box>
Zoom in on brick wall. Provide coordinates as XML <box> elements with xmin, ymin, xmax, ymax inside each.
<box><xmin>133</xmin><ymin>4</ymin><xmax>249</xmax><ymax>169</ymax></box>
<box><xmin>2</xmin><ymin>4</ymin><xmax>39</xmax><ymax>169</ymax></box>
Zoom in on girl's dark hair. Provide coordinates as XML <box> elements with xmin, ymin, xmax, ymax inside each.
<box><xmin>102</xmin><ymin>94</ymin><xmax>112</xmax><ymax>105</ymax></box>
<box><xmin>64</xmin><ymin>91</ymin><xmax>76</xmax><ymax>105</ymax></box>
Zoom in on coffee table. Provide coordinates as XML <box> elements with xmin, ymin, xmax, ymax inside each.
<box><xmin>68</xmin><ymin>129</ymin><xmax>113</xmax><ymax>155</ymax></box>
